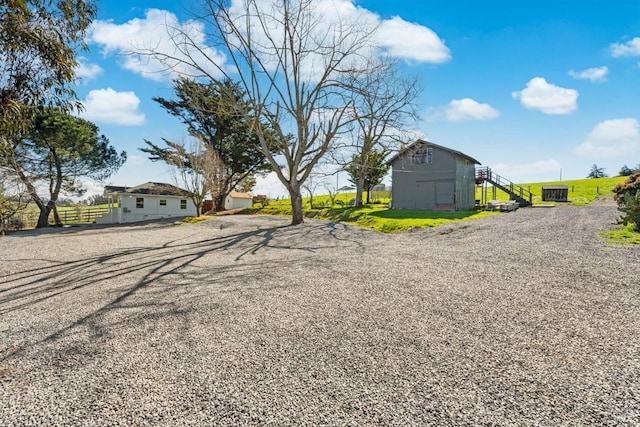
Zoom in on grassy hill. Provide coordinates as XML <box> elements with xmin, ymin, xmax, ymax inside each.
<box><xmin>476</xmin><ymin>176</ymin><xmax>627</xmax><ymax>206</ymax></box>
<box><xmin>252</xmin><ymin>176</ymin><xmax>629</xmax><ymax>234</ymax></box>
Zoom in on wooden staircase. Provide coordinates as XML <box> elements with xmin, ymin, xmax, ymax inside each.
<box><xmin>475</xmin><ymin>167</ymin><xmax>534</xmax><ymax>207</ymax></box>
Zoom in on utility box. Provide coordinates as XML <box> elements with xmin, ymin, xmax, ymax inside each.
<box><xmin>542</xmin><ymin>185</ymin><xmax>568</xmax><ymax>202</ymax></box>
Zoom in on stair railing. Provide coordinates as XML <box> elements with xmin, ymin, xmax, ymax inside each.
<box><xmin>475</xmin><ymin>167</ymin><xmax>534</xmax><ymax>205</ymax></box>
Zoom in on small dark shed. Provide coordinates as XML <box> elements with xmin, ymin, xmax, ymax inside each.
<box><xmin>542</xmin><ymin>185</ymin><xmax>568</xmax><ymax>202</ymax></box>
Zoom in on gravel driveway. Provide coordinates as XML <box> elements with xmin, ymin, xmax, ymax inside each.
<box><xmin>1</xmin><ymin>206</ymin><xmax>638</xmax><ymax>426</ymax></box>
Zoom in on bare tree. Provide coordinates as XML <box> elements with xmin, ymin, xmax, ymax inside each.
<box><xmin>0</xmin><ymin>173</ymin><xmax>29</xmax><ymax>235</ymax></box>
<box><xmin>341</xmin><ymin>60</ymin><xmax>420</xmax><ymax>207</ymax></box>
<box><xmin>324</xmin><ymin>184</ymin><xmax>337</xmax><ymax>207</ymax></box>
<box><xmin>302</xmin><ymin>172</ymin><xmax>324</xmax><ymax>208</ymax></box>
<box><xmin>145</xmin><ymin>0</ymin><xmax>380</xmax><ymax>225</ymax></box>
<box><xmin>165</xmin><ymin>138</ymin><xmax>224</xmax><ymax>216</ymax></box>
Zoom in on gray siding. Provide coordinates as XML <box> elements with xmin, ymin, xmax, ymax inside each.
<box><xmin>390</xmin><ymin>142</ymin><xmax>477</xmax><ymax>210</ymax></box>
<box><xmin>454</xmin><ymin>161</ymin><xmax>477</xmax><ymax>210</ymax></box>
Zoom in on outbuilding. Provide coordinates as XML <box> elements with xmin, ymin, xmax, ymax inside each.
<box><xmin>96</xmin><ymin>182</ymin><xmax>197</xmax><ymax>224</ymax></box>
<box><xmin>388</xmin><ymin>140</ymin><xmax>480</xmax><ymax>210</ymax></box>
<box><xmin>542</xmin><ymin>185</ymin><xmax>569</xmax><ymax>202</ymax></box>
<box><xmin>225</xmin><ymin>191</ymin><xmax>254</xmax><ymax>210</ymax></box>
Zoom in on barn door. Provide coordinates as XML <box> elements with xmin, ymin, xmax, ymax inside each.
<box><xmin>436</xmin><ymin>180</ymin><xmax>455</xmax><ymax>205</ymax></box>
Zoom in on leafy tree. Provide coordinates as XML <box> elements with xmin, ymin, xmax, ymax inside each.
<box><xmin>1</xmin><ymin>108</ymin><xmax>126</xmax><ymax>228</ymax></box>
<box><xmin>613</xmin><ymin>172</ymin><xmax>640</xmax><ymax>231</ymax></box>
<box><xmin>619</xmin><ymin>164</ymin><xmax>640</xmax><ymax>176</ymax></box>
<box><xmin>345</xmin><ymin>150</ymin><xmax>390</xmax><ymax>204</ymax></box>
<box><xmin>587</xmin><ymin>164</ymin><xmax>608</xmax><ymax>179</ymax></box>
<box><xmin>141</xmin><ymin>78</ymin><xmax>271</xmax><ymax>211</ymax></box>
<box><xmin>620</xmin><ymin>165</ymin><xmax>634</xmax><ymax>176</ymax></box>
<box><xmin>1</xmin><ymin>0</ymin><xmax>96</xmax><ymax>142</ymax></box>
<box><xmin>235</xmin><ymin>174</ymin><xmax>256</xmax><ymax>193</ymax></box>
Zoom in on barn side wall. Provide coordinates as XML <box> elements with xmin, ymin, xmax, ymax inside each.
<box><xmin>454</xmin><ymin>160</ymin><xmax>477</xmax><ymax>210</ymax></box>
<box><xmin>391</xmin><ymin>145</ymin><xmax>457</xmax><ymax>210</ymax></box>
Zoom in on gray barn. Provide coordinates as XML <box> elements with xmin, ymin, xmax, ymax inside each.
<box><xmin>388</xmin><ymin>140</ymin><xmax>480</xmax><ymax>210</ymax></box>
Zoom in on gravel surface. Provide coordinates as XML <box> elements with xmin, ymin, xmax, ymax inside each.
<box><xmin>1</xmin><ymin>206</ymin><xmax>639</xmax><ymax>426</ymax></box>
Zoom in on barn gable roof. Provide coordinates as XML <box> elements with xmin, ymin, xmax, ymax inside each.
<box><xmin>387</xmin><ymin>139</ymin><xmax>481</xmax><ymax>166</ymax></box>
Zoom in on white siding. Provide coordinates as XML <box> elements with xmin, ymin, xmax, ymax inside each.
<box><xmin>225</xmin><ymin>196</ymin><xmax>253</xmax><ymax>210</ymax></box>
<box><xmin>96</xmin><ymin>194</ymin><xmax>197</xmax><ymax>224</ymax></box>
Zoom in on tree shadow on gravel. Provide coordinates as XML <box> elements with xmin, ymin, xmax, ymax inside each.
<box><xmin>0</xmin><ymin>221</ymin><xmax>366</xmax><ymax>363</ymax></box>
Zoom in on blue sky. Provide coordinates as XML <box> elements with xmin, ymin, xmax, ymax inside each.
<box><xmin>74</xmin><ymin>0</ymin><xmax>640</xmax><ymax>198</ymax></box>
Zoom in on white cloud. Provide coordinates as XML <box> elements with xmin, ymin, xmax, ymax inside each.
<box><xmin>88</xmin><ymin>3</ymin><xmax>449</xmax><ymax>83</ymax></box>
<box><xmin>376</xmin><ymin>16</ymin><xmax>451</xmax><ymax>63</ymax></box>
<box><xmin>444</xmin><ymin>98</ymin><xmax>499</xmax><ymax>122</ymax></box>
<box><xmin>253</xmin><ymin>171</ymin><xmax>288</xmax><ymax>199</ymax></box>
<box><xmin>568</xmin><ymin>66</ymin><xmax>608</xmax><ymax>83</ymax></box>
<box><xmin>79</xmin><ymin>88</ymin><xmax>145</xmax><ymax>126</ymax></box>
<box><xmin>492</xmin><ymin>159</ymin><xmax>562</xmax><ymax>181</ymax></box>
<box><xmin>573</xmin><ymin>118</ymin><xmax>640</xmax><ymax>158</ymax></box>
<box><xmin>610</xmin><ymin>37</ymin><xmax>640</xmax><ymax>57</ymax></box>
<box><xmin>512</xmin><ymin>77</ymin><xmax>578</xmax><ymax>115</ymax></box>
<box><xmin>75</xmin><ymin>58</ymin><xmax>103</xmax><ymax>83</ymax></box>
<box><xmin>88</xmin><ymin>9</ymin><xmax>227</xmax><ymax>81</ymax></box>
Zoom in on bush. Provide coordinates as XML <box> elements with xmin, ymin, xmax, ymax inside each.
<box><xmin>5</xmin><ymin>217</ymin><xmax>25</xmax><ymax>231</ymax></box>
<box><xmin>613</xmin><ymin>172</ymin><xmax>640</xmax><ymax>231</ymax></box>
<box><xmin>253</xmin><ymin>195</ymin><xmax>269</xmax><ymax>208</ymax></box>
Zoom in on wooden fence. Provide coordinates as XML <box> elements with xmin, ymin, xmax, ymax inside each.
<box><xmin>58</xmin><ymin>207</ymin><xmax>110</xmax><ymax>224</ymax></box>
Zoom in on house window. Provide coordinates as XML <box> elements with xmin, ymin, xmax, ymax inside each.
<box><xmin>411</xmin><ymin>147</ymin><xmax>433</xmax><ymax>165</ymax></box>
<box><xmin>136</xmin><ymin>197</ymin><xmax>144</xmax><ymax>208</ymax></box>
<box><xmin>159</xmin><ymin>199</ymin><xmax>167</xmax><ymax>206</ymax></box>
<box><xmin>180</xmin><ymin>199</ymin><xmax>187</xmax><ymax>209</ymax></box>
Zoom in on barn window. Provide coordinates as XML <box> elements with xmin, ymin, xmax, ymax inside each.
<box><xmin>180</xmin><ymin>199</ymin><xmax>187</xmax><ymax>209</ymax></box>
<box><xmin>136</xmin><ymin>197</ymin><xmax>144</xmax><ymax>208</ymax></box>
<box><xmin>159</xmin><ymin>199</ymin><xmax>167</xmax><ymax>206</ymax></box>
<box><xmin>412</xmin><ymin>147</ymin><xmax>432</xmax><ymax>165</ymax></box>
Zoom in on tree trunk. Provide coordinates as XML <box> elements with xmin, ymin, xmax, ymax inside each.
<box><xmin>36</xmin><ymin>203</ymin><xmax>53</xmax><ymax>228</ymax></box>
<box><xmin>53</xmin><ymin>205</ymin><xmax>62</xmax><ymax>226</ymax></box>
<box><xmin>365</xmin><ymin>186</ymin><xmax>371</xmax><ymax>204</ymax></box>
<box><xmin>355</xmin><ymin>171</ymin><xmax>365</xmax><ymax>207</ymax></box>
<box><xmin>213</xmin><ymin>193</ymin><xmax>226</xmax><ymax>212</ymax></box>
<box><xmin>289</xmin><ymin>185</ymin><xmax>304</xmax><ymax>225</ymax></box>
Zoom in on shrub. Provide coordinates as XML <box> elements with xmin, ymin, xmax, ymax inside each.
<box><xmin>6</xmin><ymin>217</ymin><xmax>25</xmax><ymax>231</ymax></box>
<box><xmin>253</xmin><ymin>195</ymin><xmax>269</xmax><ymax>208</ymax></box>
<box><xmin>613</xmin><ymin>172</ymin><xmax>640</xmax><ymax>231</ymax></box>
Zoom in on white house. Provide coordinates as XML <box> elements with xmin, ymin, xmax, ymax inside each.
<box><xmin>96</xmin><ymin>182</ymin><xmax>197</xmax><ymax>224</ymax></box>
<box><xmin>225</xmin><ymin>191</ymin><xmax>253</xmax><ymax>210</ymax></box>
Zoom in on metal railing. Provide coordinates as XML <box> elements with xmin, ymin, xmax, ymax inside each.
<box><xmin>476</xmin><ymin>167</ymin><xmax>534</xmax><ymax>205</ymax></box>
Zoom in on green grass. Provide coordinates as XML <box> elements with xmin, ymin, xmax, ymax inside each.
<box><xmin>253</xmin><ymin>200</ymin><xmax>499</xmax><ymax>233</ymax></box>
<box><xmin>183</xmin><ymin>216</ymin><xmax>213</xmax><ymax>224</ymax></box>
<box><xmin>476</xmin><ymin>176</ymin><xmax>627</xmax><ymax>206</ymax></box>
<box><xmin>601</xmin><ymin>223</ymin><xmax>640</xmax><ymax>245</ymax></box>
<box><xmin>251</xmin><ymin>176</ymin><xmax>639</xmax><ymax>235</ymax></box>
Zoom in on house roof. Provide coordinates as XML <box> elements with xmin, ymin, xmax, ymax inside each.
<box><xmin>228</xmin><ymin>191</ymin><xmax>253</xmax><ymax>199</ymax></box>
<box><xmin>105</xmin><ymin>182</ymin><xmax>189</xmax><ymax>196</ymax></box>
<box><xmin>387</xmin><ymin>139</ymin><xmax>481</xmax><ymax>165</ymax></box>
